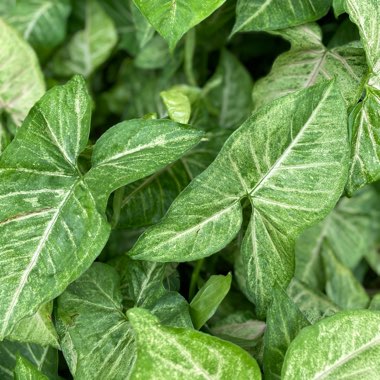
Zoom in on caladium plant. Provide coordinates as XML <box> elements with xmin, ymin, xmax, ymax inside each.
<box><xmin>0</xmin><ymin>0</ymin><xmax>379</xmax><ymax>379</ymax></box>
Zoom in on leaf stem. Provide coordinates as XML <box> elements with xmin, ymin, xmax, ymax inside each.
<box><xmin>189</xmin><ymin>258</ymin><xmax>204</xmax><ymax>300</ymax></box>
<box><xmin>111</xmin><ymin>187</ymin><xmax>125</xmax><ymax>229</ymax></box>
<box><xmin>185</xmin><ymin>29</ymin><xmax>197</xmax><ymax>87</ymax></box>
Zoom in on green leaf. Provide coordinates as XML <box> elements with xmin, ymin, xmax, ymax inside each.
<box><xmin>0</xmin><ymin>341</ymin><xmax>58</xmax><ymax>380</ymax></box>
<box><xmin>252</xmin><ymin>24</ymin><xmax>367</xmax><ymax>109</ymax></box>
<box><xmin>132</xmin><ymin>0</ymin><xmax>227</xmax><ymax>51</ymax></box>
<box><xmin>287</xmin><ymin>278</ymin><xmax>340</xmax><ymax>324</ymax></box>
<box><xmin>369</xmin><ymin>294</ymin><xmax>380</xmax><ymax>311</ymax></box>
<box><xmin>232</xmin><ymin>0</ymin><xmax>331</xmax><ymax>35</ymax></box>
<box><xmin>205</xmin><ymin>50</ymin><xmax>253</xmax><ymax>129</ymax></box>
<box><xmin>333</xmin><ymin>0</ymin><xmax>346</xmax><ymax>17</ymax></box>
<box><xmin>190</xmin><ymin>273</ymin><xmax>231</xmax><ymax>329</ymax></box>
<box><xmin>135</xmin><ymin>35</ymin><xmax>170</xmax><ymax>69</ymax></box>
<box><xmin>14</xmin><ymin>356</ymin><xmax>48</xmax><ymax>380</ymax></box>
<box><xmin>128</xmin><ymin>308</ymin><xmax>262</xmax><ymax>379</ymax></box>
<box><xmin>0</xmin><ymin>18</ymin><xmax>45</xmax><ymax>126</ymax></box>
<box><xmin>8</xmin><ymin>302</ymin><xmax>59</xmax><ymax>348</ymax></box>
<box><xmin>50</xmin><ymin>0</ymin><xmax>117</xmax><ymax>77</ymax></box>
<box><xmin>5</xmin><ymin>0</ymin><xmax>71</xmax><ymax>59</ymax></box>
<box><xmin>322</xmin><ymin>245</ymin><xmax>370</xmax><ymax>309</ymax></box>
<box><xmin>129</xmin><ymin>81</ymin><xmax>349</xmax><ymax>316</ymax></box>
<box><xmin>85</xmin><ymin>118</ymin><xmax>204</xmax><ymax>208</ymax></box>
<box><xmin>0</xmin><ymin>76</ymin><xmax>203</xmax><ymax>338</ymax></box>
<box><xmin>160</xmin><ymin>88</ymin><xmax>192</xmax><ymax>124</ymax></box>
<box><xmin>263</xmin><ymin>287</ymin><xmax>310</xmax><ymax>380</ymax></box>
<box><xmin>345</xmin><ymin>0</ymin><xmax>380</xmax><ymax>73</ymax></box>
<box><xmin>282</xmin><ymin>310</ymin><xmax>380</xmax><ymax>379</ymax></box>
<box><xmin>56</xmin><ymin>263</ymin><xmax>136</xmax><ymax>379</ymax></box>
<box><xmin>130</xmin><ymin>0</ymin><xmax>155</xmax><ymax>49</ymax></box>
<box><xmin>118</xmin><ymin>129</ymin><xmax>229</xmax><ymax>229</ymax></box>
<box><xmin>295</xmin><ymin>186</ymin><xmax>380</xmax><ymax>289</ymax></box>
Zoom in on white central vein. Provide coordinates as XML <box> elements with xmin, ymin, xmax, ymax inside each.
<box><xmin>1</xmin><ymin>180</ymin><xmax>78</xmax><ymax>335</ymax></box>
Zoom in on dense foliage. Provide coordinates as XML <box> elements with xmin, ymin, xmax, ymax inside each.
<box><xmin>0</xmin><ymin>0</ymin><xmax>380</xmax><ymax>378</ymax></box>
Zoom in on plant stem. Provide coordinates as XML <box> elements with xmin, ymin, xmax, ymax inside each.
<box><xmin>189</xmin><ymin>258</ymin><xmax>204</xmax><ymax>300</ymax></box>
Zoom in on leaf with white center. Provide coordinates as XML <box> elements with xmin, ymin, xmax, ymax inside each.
<box><xmin>295</xmin><ymin>186</ymin><xmax>380</xmax><ymax>289</ymax></box>
<box><xmin>85</xmin><ymin>118</ymin><xmax>204</xmax><ymax>209</ymax></box>
<box><xmin>129</xmin><ymin>81</ymin><xmax>349</xmax><ymax>316</ymax></box>
<box><xmin>0</xmin><ymin>341</ymin><xmax>58</xmax><ymax>380</ymax></box>
<box><xmin>0</xmin><ymin>75</ymin><xmax>203</xmax><ymax>338</ymax></box>
<box><xmin>345</xmin><ymin>0</ymin><xmax>380</xmax><ymax>73</ymax></box>
<box><xmin>282</xmin><ymin>310</ymin><xmax>380</xmax><ymax>379</ymax></box>
<box><xmin>0</xmin><ymin>18</ymin><xmax>45</xmax><ymax>126</ymax></box>
<box><xmin>5</xmin><ymin>0</ymin><xmax>71</xmax><ymax>59</ymax></box>
<box><xmin>14</xmin><ymin>356</ymin><xmax>47</xmax><ymax>380</ymax></box>
<box><xmin>118</xmin><ymin>129</ymin><xmax>229</xmax><ymax>229</ymax></box>
<box><xmin>263</xmin><ymin>287</ymin><xmax>309</xmax><ymax>380</ymax></box>
<box><xmin>190</xmin><ymin>273</ymin><xmax>231</xmax><ymax>330</ymax></box>
<box><xmin>322</xmin><ymin>245</ymin><xmax>369</xmax><ymax>310</ymax></box>
<box><xmin>232</xmin><ymin>0</ymin><xmax>331</xmax><ymax>35</ymax></box>
<box><xmin>8</xmin><ymin>302</ymin><xmax>59</xmax><ymax>348</ymax></box>
<box><xmin>287</xmin><ymin>278</ymin><xmax>340</xmax><ymax>324</ymax></box>
<box><xmin>128</xmin><ymin>308</ymin><xmax>262</xmax><ymax>379</ymax></box>
<box><xmin>50</xmin><ymin>0</ymin><xmax>117</xmax><ymax>77</ymax></box>
<box><xmin>57</xmin><ymin>262</ymin><xmax>193</xmax><ymax>379</ymax></box>
<box><xmin>205</xmin><ymin>49</ymin><xmax>253</xmax><ymax>129</ymax></box>
<box><xmin>252</xmin><ymin>23</ymin><xmax>367</xmax><ymax>109</ymax></box>
<box><xmin>132</xmin><ymin>0</ymin><xmax>227</xmax><ymax>51</ymax></box>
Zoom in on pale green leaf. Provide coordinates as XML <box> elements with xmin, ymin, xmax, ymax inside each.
<box><xmin>160</xmin><ymin>89</ymin><xmax>191</xmax><ymax>124</ymax></box>
<box><xmin>206</xmin><ymin>49</ymin><xmax>253</xmax><ymax>129</ymax></box>
<box><xmin>0</xmin><ymin>76</ymin><xmax>203</xmax><ymax>338</ymax></box>
<box><xmin>232</xmin><ymin>0</ymin><xmax>331</xmax><ymax>35</ymax></box>
<box><xmin>0</xmin><ymin>341</ymin><xmax>58</xmax><ymax>380</ymax></box>
<box><xmin>14</xmin><ymin>356</ymin><xmax>47</xmax><ymax>380</ymax></box>
<box><xmin>295</xmin><ymin>186</ymin><xmax>380</xmax><ymax>289</ymax></box>
<box><xmin>190</xmin><ymin>273</ymin><xmax>231</xmax><ymax>330</ymax></box>
<box><xmin>5</xmin><ymin>0</ymin><xmax>71</xmax><ymax>58</ymax></box>
<box><xmin>322</xmin><ymin>245</ymin><xmax>370</xmax><ymax>309</ymax></box>
<box><xmin>252</xmin><ymin>24</ymin><xmax>367</xmax><ymax>109</ymax></box>
<box><xmin>51</xmin><ymin>0</ymin><xmax>117</xmax><ymax>77</ymax></box>
<box><xmin>369</xmin><ymin>294</ymin><xmax>380</xmax><ymax>311</ymax></box>
<box><xmin>8</xmin><ymin>302</ymin><xmax>59</xmax><ymax>348</ymax></box>
<box><xmin>282</xmin><ymin>310</ymin><xmax>380</xmax><ymax>379</ymax></box>
<box><xmin>346</xmin><ymin>84</ymin><xmax>380</xmax><ymax>194</ymax></box>
<box><xmin>85</xmin><ymin>118</ymin><xmax>204</xmax><ymax>208</ymax></box>
<box><xmin>287</xmin><ymin>278</ymin><xmax>340</xmax><ymax>324</ymax></box>
<box><xmin>132</xmin><ymin>0</ymin><xmax>226</xmax><ymax>51</ymax></box>
<box><xmin>56</xmin><ymin>263</ymin><xmax>136</xmax><ymax>379</ymax></box>
<box><xmin>0</xmin><ymin>18</ymin><xmax>45</xmax><ymax>126</ymax></box>
<box><xmin>128</xmin><ymin>308</ymin><xmax>262</xmax><ymax>379</ymax></box>
<box><xmin>263</xmin><ymin>287</ymin><xmax>309</xmax><ymax>380</ymax></box>
<box><xmin>345</xmin><ymin>0</ymin><xmax>380</xmax><ymax>73</ymax></box>
<box><xmin>129</xmin><ymin>81</ymin><xmax>349</xmax><ymax>316</ymax></box>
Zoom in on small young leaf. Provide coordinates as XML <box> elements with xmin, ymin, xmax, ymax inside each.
<box><xmin>132</xmin><ymin>0</ymin><xmax>226</xmax><ymax>51</ymax></box>
<box><xmin>160</xmin><ymin>88</ymin><xmax>192</xmax><ymax>124</ymax></box>
<box><xmin>190</xmin><ymin>273</ymin><xmax>232</xmax><ymax>329</ymax></box>
<box><xmin>282</xmin><ymin>310</ymin><xmax>380</xmax><ymax>379</ymax></box>
<box><xmin>128</xmin><ymin>308</ymin><xmax>262</xmax><ymax>379</ymax></box>
<box><xmin>0</xmin><ymin>18</ymin><xmax>45</xmax><ymax>126</ymax></box>
<box><xmin>14</xmin><ymin>355</ymin><xmax>48</xmax><ymax>380</ymax></box>
<box><xmin>263</xmin><ymin>288</ymin><xmax>309</xmax><ymax>380</ymax></box>
<box><xmin>129</xmin><ymin>81</ymin><xmax>349</xmax><ymax>316</ymax></box>
<box><xmin>232</xmin><ymin>0</ymin><xmax>331</xmax><ymax>35</ymax></box>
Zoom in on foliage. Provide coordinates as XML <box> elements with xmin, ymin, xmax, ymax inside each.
<box><xmin>0</xmin><ymin>0</ymin><xmax>379</xmax><ymax>378</ymax></box>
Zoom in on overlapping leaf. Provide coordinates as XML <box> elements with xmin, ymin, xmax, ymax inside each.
<box><xmin>0</xmin><ymin>18</ymin><xmax>45</xmax><ymax>126</ymax></box>
<box><xmin>129</xmin><ymin>81</ymin><xmax>349</xmax><ymax>316</ymax></box>
<box><xmin>133</xmin><ymin>0</ymin><xmax>226</xmax><ymax>51</ymax></box>
<box><xmin>282</xmin><ymin>310</ymin><xmax>380</xmax><ymax>379</ymax></box>
<box><xmin>128</xmin><ymin>308</ymin><xmax>262</xmax><ymax>379</ymax></box>
<box><xmin>0</xmin><ymin>76</ymin><xmax>203</xmax><ymax>338</ymax></box>
<box><xmin>14</xmin><ymin>356</ymin><xmax>47</xmax><ymax>380</ymax></box>
<box><xmin>252</xmin><ymin>23</ymin><xmax>367</xmax><ymax>109</ymax></box>
<box><xmin>232</xmin><ymin>0</ymin><xmax>331</xmax><ymax>35</ymax></box>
